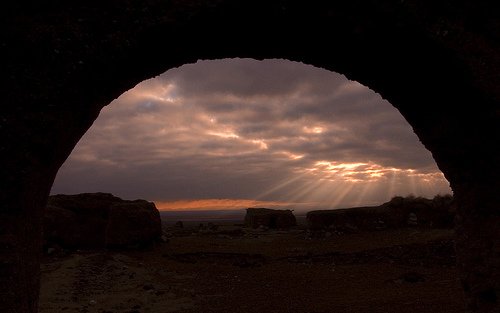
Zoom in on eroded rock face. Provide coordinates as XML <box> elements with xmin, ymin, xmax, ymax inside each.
<box><xmin>44</xmin><ymin>193</ymin><xmax>161</xmax><ymax>249</ymax></box>
<box><xmin>245</xmin><ymin>208</ymin><xmax>296</xmax><ymax>229</ymax></box>
<box><xmin>307</xmin><ymin>195</ymin><xmax>455</xmax><ymax>233</ymax></box>
<box><xmin>106</xmin><ymin>201</ymin><xmax>162</xmax><ymax>247</ymax></box>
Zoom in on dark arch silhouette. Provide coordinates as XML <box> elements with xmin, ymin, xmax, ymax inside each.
<box><xmin>1</xmin><ymin>1</ymin><xmax>499</xmax><ymax>312</ymax></box>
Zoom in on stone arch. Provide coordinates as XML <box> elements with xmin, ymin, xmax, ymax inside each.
<box><xmin>1</xmin><ymin>1</ymin><xmax>498</xmax><ymax>312</ymax></box>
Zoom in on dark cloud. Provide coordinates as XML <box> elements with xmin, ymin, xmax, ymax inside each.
<box><xmin>51</xmin><ymin>59</ymin><xmax>451</xmax><ymax>210</ymax></box>
<box><xmin>167</xmin><ymin>58</ymin><xmax>344</xmax><ymax>98</ymax></box>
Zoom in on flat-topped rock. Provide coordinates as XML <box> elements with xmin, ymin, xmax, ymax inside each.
<box><xmin>44</xmin><ymin>193</ymin><xmax>162</xmax><ymax>249</ymax></box>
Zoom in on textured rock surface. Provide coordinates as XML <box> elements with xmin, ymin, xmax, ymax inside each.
<box><xmin>44</xmin><ymin>193</ymin><xmax>161</xmax><ymax>249</ymax></box>
<box><xmin>244</xmin><ymin>208</ymin><xmax>297</xmax><ymax>229</ymax></box>
<box><xmin>106</xmin><ymin>201</ymin><xmax>162</xmax><ymax>247</ymax></box>
<box><xmin>307</xmin><ymin>195</ymin><xmax>455</xmax><ymax>232</ymax></box>
<box><xmin>1</xmin><ymin>1</ymin><xmax>499</xmax><ymax>312</ymax></box>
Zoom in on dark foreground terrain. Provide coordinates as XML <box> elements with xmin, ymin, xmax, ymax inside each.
<box><xmin>40</xmin><ymin>224</ymin><xmax>465</xmax><ymax>313</ymax></box>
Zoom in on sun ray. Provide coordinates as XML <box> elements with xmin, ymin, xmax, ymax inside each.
<box><xmin>352</xmin><ymin>181</ymin><xmax>372</xmax><ymax>207</ymax></box>
<box><xmin>324</xmin><ymin>181</ymin><xmax>357</xmax><ymax>209</ymax></box>
<box><xmin>284</xmin><ymin>177</ymin><xmax>331</xmax><ymax>205</ymax></box>
<box><xmin>386</xmin><ymin>169</ymin><xmax>398</xmax><ymax>199</ymax></box>
<box><xmin>255</xmin><ymin>171</ymin><xmax>311</xmax><ymax>200</ymax></box>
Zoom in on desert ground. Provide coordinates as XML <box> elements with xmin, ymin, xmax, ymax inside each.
<box><xmin>40</xmin><ymin>221</ymin><xmax>465</xmax><ymax>313</ymax></box>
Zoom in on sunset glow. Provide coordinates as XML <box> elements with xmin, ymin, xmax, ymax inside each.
<box><xmin>155</xmin><ymin>199</ymin><xmax>295</xmax><ymax>211</ymax></box>
<box><xmin>52</xmin><ymin>59</ymin><xmax>451</xmax><ymax>211</ymax></box>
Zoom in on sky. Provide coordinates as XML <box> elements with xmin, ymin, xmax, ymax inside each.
<box><xmin>51</xmin><ymin>58</ymin><xmax>452</xmax><ymax>212</ymax></box>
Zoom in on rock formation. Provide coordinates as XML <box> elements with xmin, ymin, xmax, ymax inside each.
<box><xmin>245</xmin><ymin>208</ymin><xmax>296</xmax><ymax>229</ymax></box>
<box><xmin>44</xmin><ymin>193</ymin><xmax>162</xmax><ymax>249</ymax></box>
<box><xmin>307</xmin><ymin>195</ymin><xmax>455</xmax><ymax>232</ymax></box>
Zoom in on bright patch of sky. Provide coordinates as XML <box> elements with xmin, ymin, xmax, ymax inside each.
<box><xmin>52</xmin><ymin>59</ymin><xmax>451</xmax><ymax>211</ymax></box>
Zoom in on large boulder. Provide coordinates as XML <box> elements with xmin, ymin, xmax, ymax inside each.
<box><xmin>106</xmin><ymin>201</ymin><xmax>162</xmax><ymax>247</ymax></box>
<box><xmin>43</xmin><ymin>193</ymin><xmax>162</xmax><ymax>249</ymax></box>
<box><xmin>244</xmin><ymin>208</ymin><xmax>296</xmax><ymax>229</ymax></box>
<box><xmin>307</xmin><ymin>195</ymin><xmax>455</xmax><ymax>232</ymax></box>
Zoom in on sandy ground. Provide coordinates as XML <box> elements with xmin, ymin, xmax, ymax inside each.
<box><xmin>40</xmin><ymin>224</ymin><xmax>466</xmax><ymax>313</ymax></box>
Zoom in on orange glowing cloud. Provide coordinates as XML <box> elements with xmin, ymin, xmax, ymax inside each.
<box><xmin>155</xmin><ymin>199</ymin><xmax>293</xmax><ymax>211</ymax></box>
<box><xmin>303</xmin><ymin>160</ymin><xmax>445</xmax><ymax>183</ymax></box>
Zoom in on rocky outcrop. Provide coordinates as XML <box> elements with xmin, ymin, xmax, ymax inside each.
<box><xmin>307</xmin><ymin>195</ymin><xmax>455</xmax><ymax>232</ymax></box>
<box><xmin>383</xmin><ymin>195</ymin><xmax>455</xmax><ymax>228</ymax></box>
<box><xmin>244</xmin><ymin>208</ymin><xmax>296</xmax><ymax>229</ymax></box>
<box><xmin>43</xmin><ymin>193</ymin><xmax>162</xmax><ymax>249</ymax></box>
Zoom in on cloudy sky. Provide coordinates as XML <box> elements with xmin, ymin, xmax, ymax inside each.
<box><xmin>51</xmin><ymin>58</ymin><xmax>451</xmax><ymax>211</ymax></box>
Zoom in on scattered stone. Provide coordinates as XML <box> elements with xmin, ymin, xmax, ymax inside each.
<box><xmin>175</xmin><ymin>221</ymin><xmax>184</xmax><ymax>228</ymax></box>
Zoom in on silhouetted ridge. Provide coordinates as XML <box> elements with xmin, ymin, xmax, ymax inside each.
<box><xmin>307</xmin><ymin>195</ymin><xmax>455</xmax><ymax>232</ymax></box>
